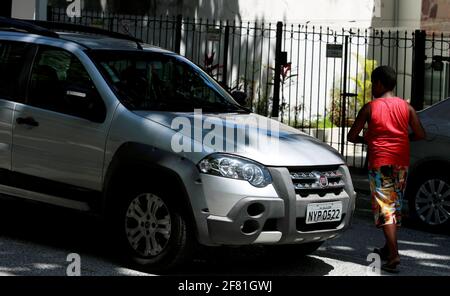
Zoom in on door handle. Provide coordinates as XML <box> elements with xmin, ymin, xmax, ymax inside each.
<box><xmin>16</xmin><ymin>117</ymin><xmax>39</xmax><ymax>127</ymax></box>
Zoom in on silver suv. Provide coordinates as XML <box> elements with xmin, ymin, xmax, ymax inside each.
<box><xmin>0</xmin><ymin>18</ymin><xmax>356</xmax><ymax>271</ymax></box>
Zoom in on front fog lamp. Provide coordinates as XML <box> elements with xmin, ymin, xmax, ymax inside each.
<box><xmin>198</xmin><ymin>154</ymin><xmax>272</xmax><ymax>188</ymax></box>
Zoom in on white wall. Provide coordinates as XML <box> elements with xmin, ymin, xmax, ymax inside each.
<box><xmin>180</xmin><ymin>0</ymin><xmax>422</xmax><ymax>29</ymax></box>
<box><xmin>153</xmin><ymin>0</ymin><xmax>421</xmax><ymax>30</ymax></box>
<box><xmin>227</xmin><ymin>0</ymin><xmax>376</xmax><ymax>26</ymax></box>
<box><xmin>372</xmin><ymin>0</ymin><xmax>395</xmax><ymax>28</ymax></box>
<box><xmin>39</xmin><ymin>0</ymin><xmax>422</xmax><ymax>30</ymax></box>
<box><xmin>397</xmin><ymin>0</ymin><xmax>422</xmax><ymax>29</ymax></box>
<box><xmin>143</xmin><ymin>0</ymin><xmax>378</xmax><ymax>28</ymax></box>
<box><xmin>184</xmin><ymin>0</ymin><xmax>377</xmax><ymax>27</ymax></box>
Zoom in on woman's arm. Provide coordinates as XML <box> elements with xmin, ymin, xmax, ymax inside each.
<box><xmin>347</xmin><ymin>103</ymin><xmax>370</xmax><ymax>144</ymax></box>
<box><xmin>408</xmin><ymin>104</ymin><xmax>426</xmax><ymax>141</ymax></box>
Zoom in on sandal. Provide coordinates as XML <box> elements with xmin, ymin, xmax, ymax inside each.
<box><xmin>381</xmin><ymin>259</ymin><xmax>400</xmax><ymax>274</ymax></box>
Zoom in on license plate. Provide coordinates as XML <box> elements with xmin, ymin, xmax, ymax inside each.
<box><xmin>306</xmin><ymin>201</ymin><xmax>342</xmax><ymax>224</ymax></box>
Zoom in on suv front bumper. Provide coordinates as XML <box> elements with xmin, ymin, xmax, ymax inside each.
<box><xmin>204</xmin><ymin>166</ymin><xmax>356</xmax><ymax>246</ymax></box>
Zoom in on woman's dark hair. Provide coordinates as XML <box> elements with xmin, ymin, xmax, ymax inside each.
<box><xmin>371</xmin><ymin>66</ymin><xmax>397</xmax><ymax>91</ymax></box>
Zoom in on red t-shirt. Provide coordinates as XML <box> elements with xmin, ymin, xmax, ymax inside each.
<box><xmin>365</xmin><ymin>97</ymin><xmax>410</xmax><ymax>169</ymax></box>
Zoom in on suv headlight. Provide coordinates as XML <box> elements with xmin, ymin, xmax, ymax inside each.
<box><xmin>198</xmin><ymin>154</ymin><xmax>272</xmax><ymax>188</ymax></box>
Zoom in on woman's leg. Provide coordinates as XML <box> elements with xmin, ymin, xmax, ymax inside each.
<box><xmin>382</xmin><ymin>224</ymin><xmax>400</xmax><ymax>264</ymax></box>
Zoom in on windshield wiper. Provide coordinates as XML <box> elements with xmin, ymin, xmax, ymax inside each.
<box><xmin>222</xmin><ymin>108</ymin><xmax>251</xmax><ymax>114</ymax></box>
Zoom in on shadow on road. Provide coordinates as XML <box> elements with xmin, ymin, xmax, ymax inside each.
<box><xmin>0</xmin><ymin>197</ymin><xmax>119</xmax><ymax>275</ymax></box>
<box><xmin>0</xmin><ymin>196</ymin><xmax>335</xmax><ymax>276</ymax></box>
<box><xmin>0</xmin><ymin>193</ymin><xmax>449</xmax><ymax>276</ymax></box>
<box><xmin>316</xmin><ymin>194</ymin><xmax>450</xmax><ymax>276</ymax></box>
<box><xmin>176</xmin><ymin>246</ymin><xmax>334</xmax><ymax>276</ymax></box>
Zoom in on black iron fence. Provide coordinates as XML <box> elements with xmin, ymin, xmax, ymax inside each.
<box><xmin>48</xmin><ymin>7</ymin><xmax>450</xmax><ymax>168</ymax></box>
<box><xmin>278</xmin><ymin>27</ymin><xmax>417</xmax><ymax>168</ymax></box>
<box><xmin>48</xmin><ymin>7</ymin><xmax>279</xmax><ymax>115</ymax></box>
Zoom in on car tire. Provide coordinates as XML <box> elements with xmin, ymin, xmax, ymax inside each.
<box><xmin>108</xmin><ymin>181</ymin><xmax>195</xmax><ymax>272</ymax></box>
<box><xmin>407</xmin><ymin>171</ymin><xmax>450</xmax><ymax>229</ymax></box>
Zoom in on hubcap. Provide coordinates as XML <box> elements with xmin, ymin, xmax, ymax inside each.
<box><xmin>125</xmin><ymin>193</ymin><xmax>171</xmax><ymax>256</ymax></box>
<box><xmin>415</xmin><ymin>179</ymin><xmax>450</xmax><ymax>226</ymax></box>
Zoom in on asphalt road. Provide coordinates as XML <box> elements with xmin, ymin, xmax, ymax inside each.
<box><xmin>0</xmin><ymin>192</ymin><xmax>449</xmax><ymax>276</ymax></box>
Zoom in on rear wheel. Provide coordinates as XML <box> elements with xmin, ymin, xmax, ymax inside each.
<box><xmin>408</xmin><ymin>172</ymin><xmax>450</xmax><ymax>228</ymax></box>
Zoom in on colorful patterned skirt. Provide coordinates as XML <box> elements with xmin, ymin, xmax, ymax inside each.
<box><xmin>368</xmin><ymin>165</ymin><xmax>409</xmax><ymax>228</ymax></box>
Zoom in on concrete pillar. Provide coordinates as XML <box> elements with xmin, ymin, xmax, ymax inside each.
<box><xmin>11</xmin><ymin>0</ymin><xmax>36</xmax><ymax>19</ymax></box>
<box><xmin>36</xmin><ymin>0</ymin><xmax>48</xmax><ymax>20</ymax></box>
<box><xmin>398</xmin><ymin>0</ymin><xmax>421</xmax><ymax>29</ymax></box>
<box><xmin>10</xmin><ymin>0</ymin><xmax>47</xmax><ymax>20</ymax></box>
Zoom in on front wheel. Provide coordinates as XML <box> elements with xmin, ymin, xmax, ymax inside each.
<box><xmin>110</xmin><ymin>184</ymin><xmax>194</xmax><ymax>272</ymax></box>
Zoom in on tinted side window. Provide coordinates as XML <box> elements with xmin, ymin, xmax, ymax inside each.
<box><xmin>0</xmin><ymin>41</ymin><xmax>34</xmax><ymax>102</ymax></box>
<box><xmin>28</xmin><ymin>46</ymin><xmax>105</xmax><ymax>121</ymax></box>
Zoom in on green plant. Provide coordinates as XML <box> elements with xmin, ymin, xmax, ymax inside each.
<box><xmin>328</xmin><ymin>56</ymin><xmax>377</xmax><ymax>127</ymax></box>
<box><xmin>351</xmin><ymin>56</ymin><xmax>377</xmax><ymax>112</ymax></box>
<box><xmin>310</xmin><ymin>116</ymin><xmax>335</xmax><ymax>128</ymax></box>
<box><xmin>267</xmin><ymin>63</ymin><xmax>299</xmax><ymax>124</ymax></box>
<box><xmin>230</xmin><ymin>74</ymin><xmax>269</xmax><ymax>115</ymax></box>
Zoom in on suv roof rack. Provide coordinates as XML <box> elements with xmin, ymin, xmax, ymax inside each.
<box><xmin>29</xmin><ymin>20</ymin><xmax>143</xmax><ymax>44</ymax></box>
<box><xmin>0</xmin><ymin>17</ymin><xmax>143</xmax><ymax>49</ymax></box>
<box><xmin>0</xmin><ymin>17</ymin><xmax>59</xmax><ymax>38</ymax></box>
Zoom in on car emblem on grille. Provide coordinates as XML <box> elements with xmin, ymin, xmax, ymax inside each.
<box><xmin>312</xmin><ymin>171</ymin><xmax>329</xmax><ymax>188</ymax></box>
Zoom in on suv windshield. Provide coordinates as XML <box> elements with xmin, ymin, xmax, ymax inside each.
<box><xmin>89</xmin><ymin>50</ymin><xmax>248</xmax><ymax>113</ymax></box>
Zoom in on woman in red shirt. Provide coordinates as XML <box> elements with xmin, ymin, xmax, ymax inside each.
<box><xmin>348</xmin><ymin>66</ymin><xmax>426</xmax><ymax>273</ymax></box>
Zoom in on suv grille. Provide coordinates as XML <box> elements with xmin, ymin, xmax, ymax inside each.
<box><xmin>289</xmin><ymin>167</ymin><xmax>345</xmax><ymax>197</ymax></box>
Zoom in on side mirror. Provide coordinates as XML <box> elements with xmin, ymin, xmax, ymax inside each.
<box><xmin>64</xmin><ymin>87</ymin><xmax>106</xmax><ymax>123</ymax></box>
<box><xmin>231</xmin><ymin>91</ymin><xmax>248</xmax><ymax>106</ymax></box>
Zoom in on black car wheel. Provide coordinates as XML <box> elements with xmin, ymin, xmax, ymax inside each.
<box><xmin>109</xmin><ymin>182</ymin><xmax>194</xmax><ymax>272</ymax></box>
<box><xmin>408</xmin><ymin>172</ymin><xmax>450</xmax><ymax>228</ymax></box>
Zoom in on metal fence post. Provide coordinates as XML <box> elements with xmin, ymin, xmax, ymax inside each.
<box><xmin>46</xmin><ymin>5</ymin><xmax>53</xmax><ymax>21</ymax></box>
<box><xmin>271</xmin><ymin>21</ymin><xmax>283</xmax><ymax>119</ymax></box>
<box><xmin>411</xmin><ymin>30</ymin><xmax>426</xmax><ymax>111</ymax></box>
<box><xmin>108</xmin><ymin>14</ymin><xmax>114</xmax><ymax>32</ymax></box>
<box><xmin>222</xmin><ymin>22</ymin><xmax>230</xmax><ymax>88</ymax></box>
<box><xmin>174</xmin><ymin>14</ymin><xmax>182</xmax><ymax>54</ymax></box>
<box><xmin>340</xmin><ymin>35</ymin><xmax>350</xmax><ymax>157</ymax></box>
